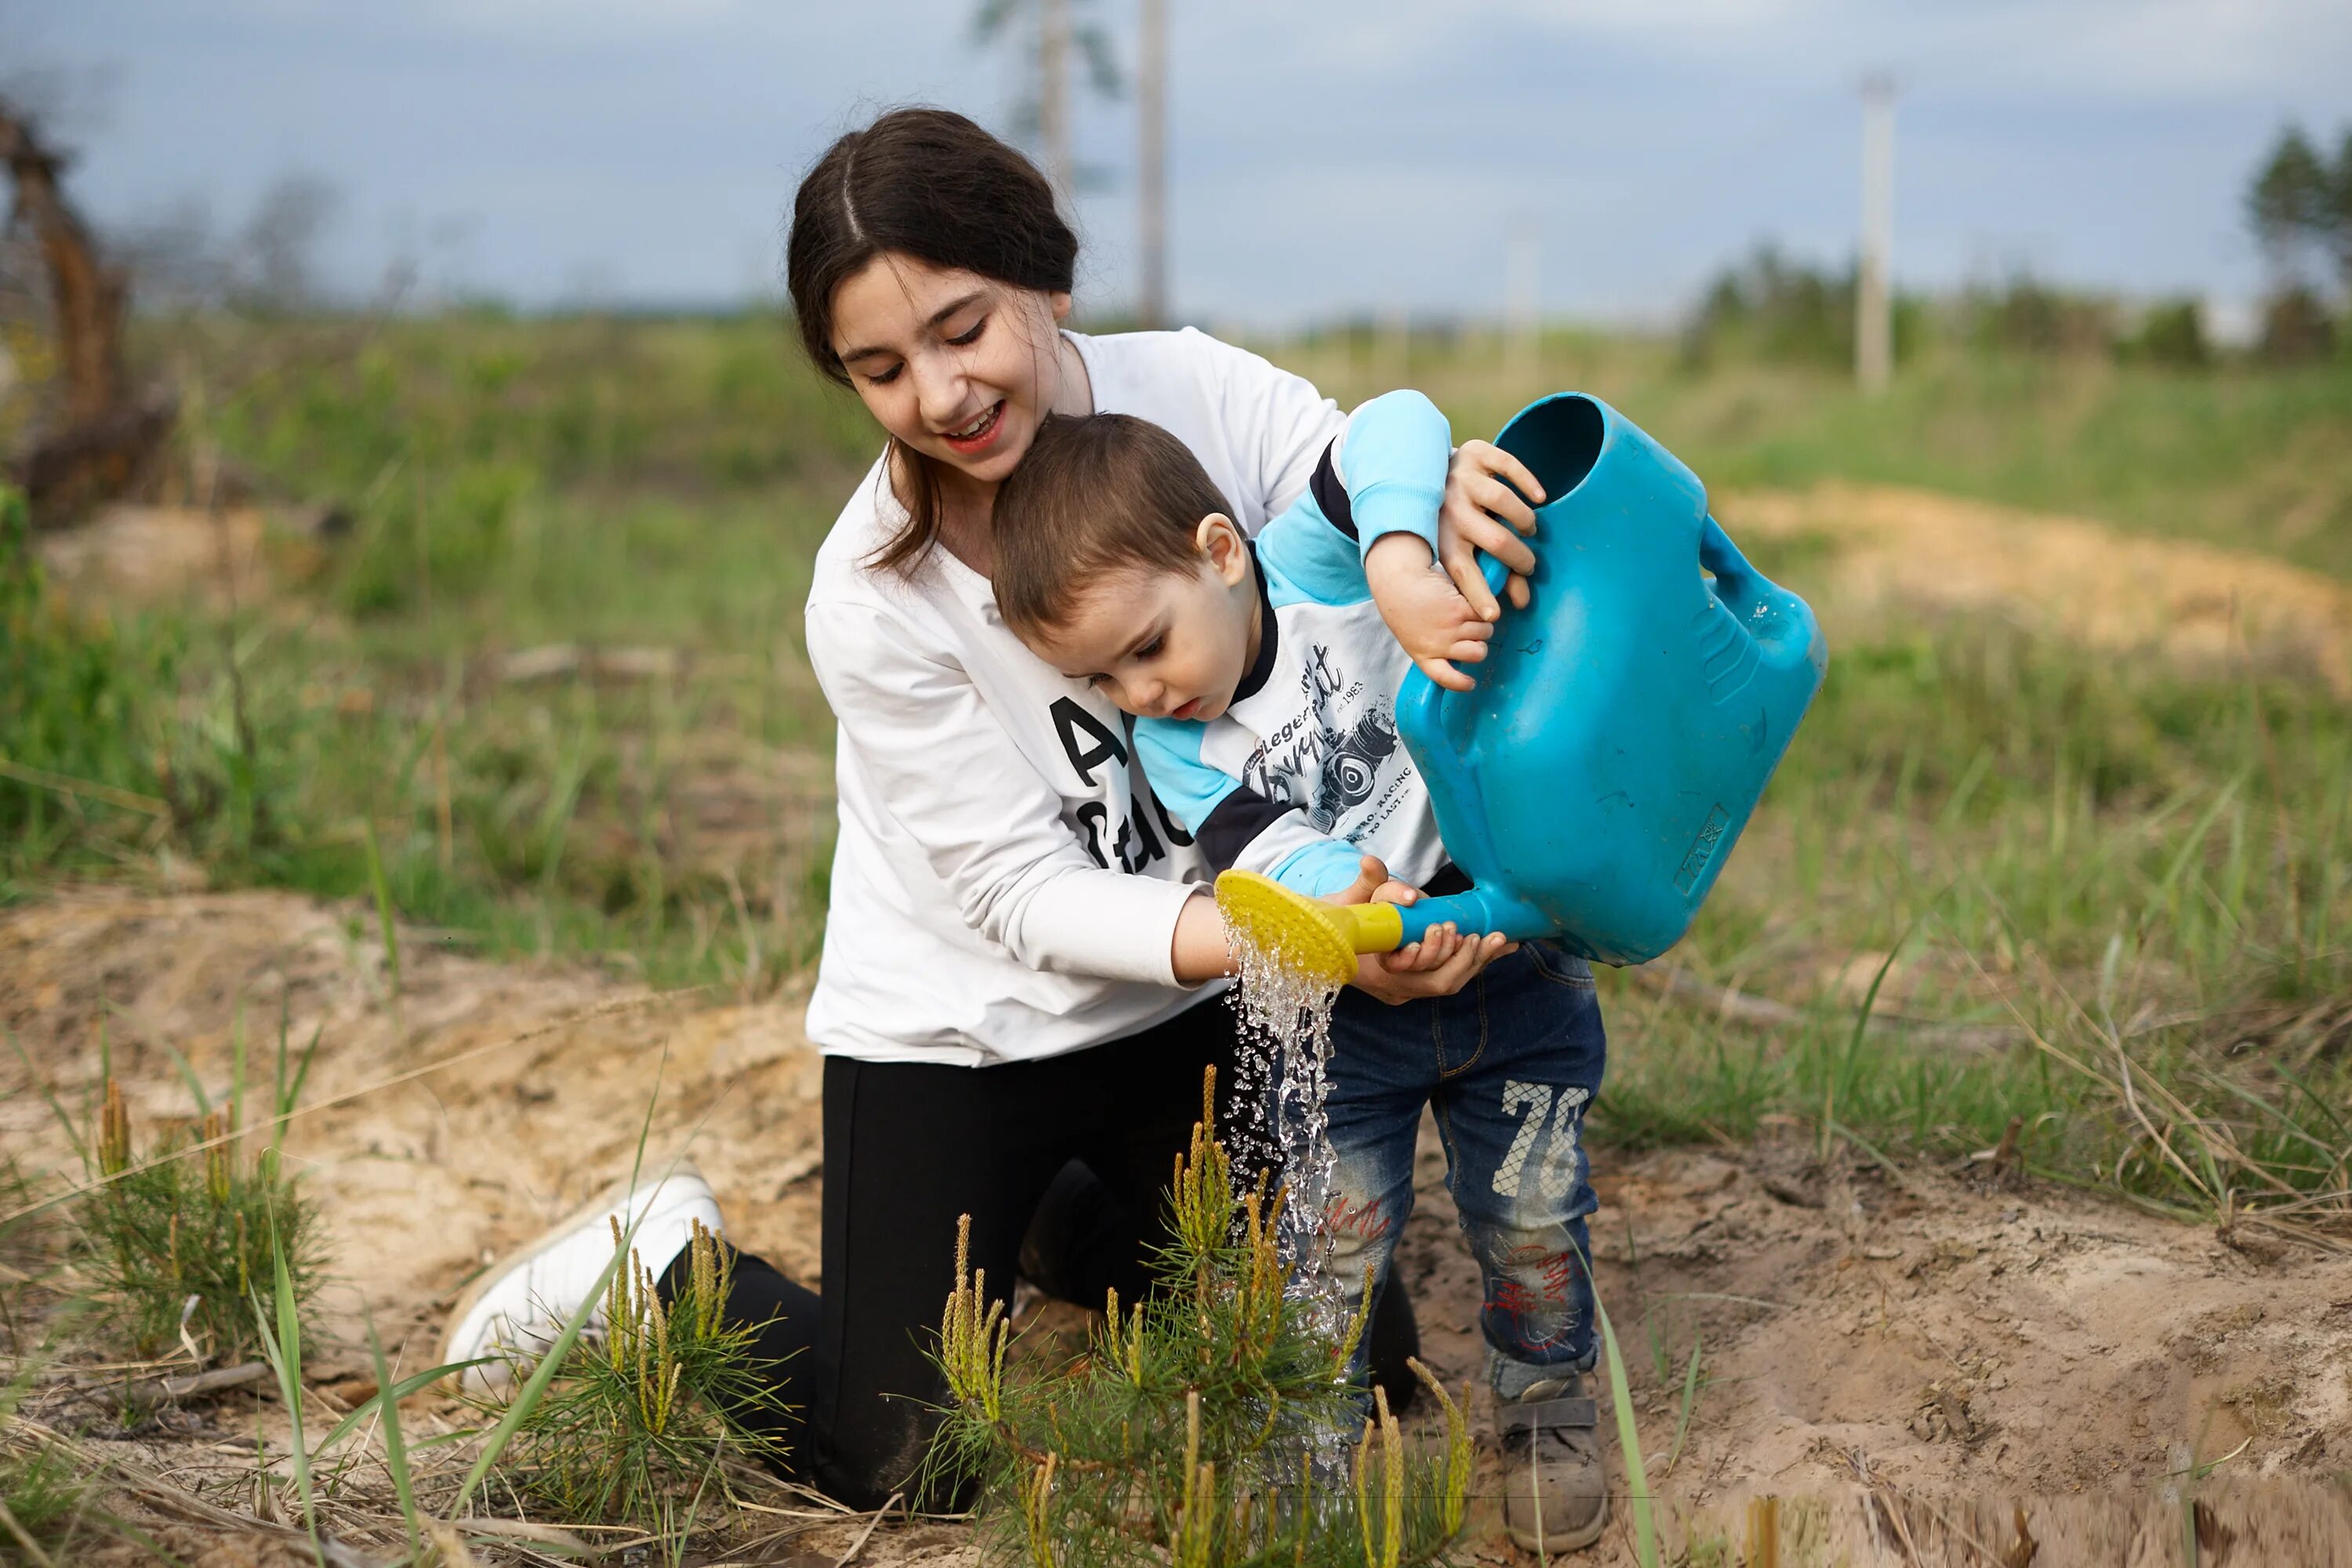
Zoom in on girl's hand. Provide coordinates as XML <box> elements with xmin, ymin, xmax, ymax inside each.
<box><xmin>1437</xmin><ymin>440</ymin><xmax>1544</xmax><ymax>620</ymax></box>
<box><xmin>1363</xmin><ymin>532</ymin><xmax>1495</xmax><ymax>692</ymax></box>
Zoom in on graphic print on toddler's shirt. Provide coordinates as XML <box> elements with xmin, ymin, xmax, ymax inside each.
<box><xmin>1241</xmin><ymin>639</ymin><xmax>1416</xmax><ymax>845</ymax></box>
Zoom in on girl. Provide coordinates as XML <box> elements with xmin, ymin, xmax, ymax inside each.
<box><xmin>442</xmin><ymin>107</ymin><xmax>1546</xmax><ymax>1509</ymax></box>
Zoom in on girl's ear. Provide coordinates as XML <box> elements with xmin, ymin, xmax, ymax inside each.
<box><xmin>1048</xmin><ymin>290</ymin><xmax>1074</xmax><ymax>323</ymax></box>
<box><xmin>1196</xmin><ymin>514</ymin><xmax>1250</xmax><ymax>585</ymax></box>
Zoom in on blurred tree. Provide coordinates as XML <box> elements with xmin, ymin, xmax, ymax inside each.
<box><xmin>1966</xmin><ymin>273</ymin><xmax>2114</xmax><ymax>357</ymax></box>
<box><xmin>234</xmin><ymin>174</ymin><xmax>339</xmax><ymax>314</ymax></box>
<box><xmin>2245</xmin><ymin>122</ymin><xmax>2347</xmax><ymax>362</ymax></box>
<box><xmin>2329</xmin><ymin>127</ymin><xmax>2352</xmax><ymax>292</ymax></box>
<box><xmin>1682</xmin><ymin>245</ymin><xmax>1853</xmax><ymax>368</ymax></box>
<box><xmin>2247</xmin><ymin>124</ymin><xmax>2334</xmax><ymax>286</ymax></box>
<box><xmin>0</xmin><ymin>97</ymin><xmax>175</xmax><ymax>518</ymax></box>
<box><xmin>973</xmin><ymin>0</ymin><xmax>1121</xmax><ymax>196</ymax></box>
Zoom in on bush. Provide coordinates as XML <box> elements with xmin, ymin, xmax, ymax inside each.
<box><xmin>1962</xmin><ymin>274</ymin><xmax>2116</xmax><ymax>356</ymax></box>
<box><xmin>1681</xmin><ymin>245</ymin><xmax>1926</xmax><ymax>371</ymax></box>
<box><xmin>2121</xmin><ymin>298</ymin><xmax>2210</xmax><ymax>368</ymax></box>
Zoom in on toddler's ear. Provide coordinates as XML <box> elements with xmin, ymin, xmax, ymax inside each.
<box><xmin>1196</xmin><ymin>513</ymin><xmax>1249</xmax><ymax>583</ymax></box>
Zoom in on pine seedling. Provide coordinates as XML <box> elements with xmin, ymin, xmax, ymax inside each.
<box><xmin>942</xmin><ymin>1212</ymin><xmax>1011</xmax><ymax>1422</ymax></box>
<box><xmin>932</xmin><ymin>1066</ymin><xmax>1470</xmax><ymax>1568</ymax></box>
<box><xmin>488</xmin><ymin>1218</ymin><xmax>790</xmax><ymax>1534</ymax></box>
<box><xmin>72</xmin><ymin>1071</ymin><xmax>322</xmax><ymax>1366</ymax></box>
<box><xmin>1404</xmin><ymin>1362</ymin><xmax>1472</xmax><ymax>1540</ymax></box>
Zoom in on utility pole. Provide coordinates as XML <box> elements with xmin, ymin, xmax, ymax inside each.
<box><xmin>1856</xmin><ymin>72</ymin><xmax>1896</xmax><ymax>394</ymax></box>
<box><xmin>1039</xmin><ymin>0</ymin><xmax>1073</xmax><ymax>198</ymax></box>
<box><xmin>1505</xmin><ymin>220</ymin><xmax>1539</xmax><ymax>383</ymax></box>
<box><xmin>1136</xmin><ymin>0</ymin><xmax>1167</xmax><ymax>327</ymax></box>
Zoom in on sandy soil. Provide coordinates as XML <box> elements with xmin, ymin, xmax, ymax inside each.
<box><xmin>5</xmin><ymin>887</ymin><xmax>2348</xmax><ymax>1565</ymax></box>
<box><xmin>1725</xmin><ymin>481</ymin><xmax>2352</xmax><ymax>695</ymax></box>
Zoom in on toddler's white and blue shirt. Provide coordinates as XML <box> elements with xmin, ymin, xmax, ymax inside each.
<box><xmin>1137</xmin><ymin>391</ymin><xmax>1460</xmax><ymax>898</ymax></box>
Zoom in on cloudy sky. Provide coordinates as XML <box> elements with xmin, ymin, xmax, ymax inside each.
<box><xmin>16</xmin><ymin>0</ymin><xmax>2352</xmax><ymax>327</ymax></box>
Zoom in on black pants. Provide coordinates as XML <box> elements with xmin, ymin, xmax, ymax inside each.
<box><xmin>660</xmin><ymin>998</ymin><xmax>1247</xmax><ymax>1509</ymax></box>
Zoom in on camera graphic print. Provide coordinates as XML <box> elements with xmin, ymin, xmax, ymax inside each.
<box><xmin>1243</xmin><ymin>641</ymin><xmax>1421</xmax><ymax>851</ymax></box>
<box><xmin>1311</xmin><ymin>706</ymin><xmax>1402</xmax><ymax>832</ymax></box>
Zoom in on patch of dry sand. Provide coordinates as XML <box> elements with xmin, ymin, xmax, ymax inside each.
<box><xmin>5</xmin><ymin>888</ymin><xmax>2349</xmax><ymax>1566</ymax></box>
<box><xmin>1726</xmin><ymin>481</ymin><xmax>2352</xmax><ymax>693</ymax></box>
<box><xmin>0</xmin><ymin>888</ymin><xmax>829</xmax><ymax>1367</ymax></box>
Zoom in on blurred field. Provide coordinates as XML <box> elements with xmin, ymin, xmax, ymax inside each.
<box><xmin>1283</xmin><ymin>327</ymin><xmax>2352</xmax><ymax>575</ymax></box>
<box><xmin>7</xmin><ymin>310</ymin><xmax>2351</xmax><ymax>1221</ymax></box>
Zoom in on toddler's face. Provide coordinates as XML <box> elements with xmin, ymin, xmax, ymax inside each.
<box><xmin>1023</xmin><ymin>517</ymin><xmax>1259</xmax><ymax>722</ymax></box>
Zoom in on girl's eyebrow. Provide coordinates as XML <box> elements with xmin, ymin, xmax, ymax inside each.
<box><xmin>838</xmin><ymin>291</ymin><xmax>989</xmax><ymax>364</ymax></box>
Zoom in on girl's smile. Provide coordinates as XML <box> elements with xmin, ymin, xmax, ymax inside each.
<box><xmin>942</xmin><ymin>401</ymin><xmax>1007</xmax><ymax>456</ymax></box>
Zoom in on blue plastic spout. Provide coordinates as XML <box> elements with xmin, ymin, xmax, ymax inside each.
<box><xmin>1388</xmin><ymin>391</ymin><xmax>1827</xmax><ymax>967</ymax></box>
<box><xmin>1394</xmin><ymin>886</ymin><xmax>1549</xmax><ymax>948</ymax></box>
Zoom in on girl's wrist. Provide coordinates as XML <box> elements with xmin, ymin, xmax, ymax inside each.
<box><xmin>1169</xmin><ymin>887</ymin><xmax>1236</xmax><ymax>985</ymax></box>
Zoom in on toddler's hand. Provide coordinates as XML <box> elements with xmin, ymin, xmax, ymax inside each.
<box><xmin>1439</xmin><ymin>440</ymin><xmax>1543</xmax><ymax>619</ymax></box>
<box><xmin>1353</xmin><ymin>927</ymin><xmax>1515</xmax><ymax>1002</ymax></box>
<box><xmin>1326</xmin><ymin>853</ymin><xmax>1515</xmax><ymax>1002</ymax></box>
<box><xmin>1364</xmin><ymin>533</ymin><xmax>1496</xmax><ymax>693</ymax></box>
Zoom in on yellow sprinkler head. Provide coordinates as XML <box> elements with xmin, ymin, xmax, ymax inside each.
<box><xmin>1214</xmin><ymin>869</ymin><xmax>1404</xmax><ymax>989</ymax></box>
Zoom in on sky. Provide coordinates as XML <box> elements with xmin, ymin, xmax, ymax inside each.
<box><xmin>13</xmin><ymin>0</ymin><xmax>2352</xmax><ymax>329</ymax></box>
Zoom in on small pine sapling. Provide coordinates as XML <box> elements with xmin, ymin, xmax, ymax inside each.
<box><xmin>488</xmin><ymin>1218</ymin><xmax>791</xmax><ymax>1534</ymax></box>
<box><xmin>72</xmin><ymin>1023</ymin><xmax>324</xmax><ymax>1366</ymax></box>
<box><xmin>932</xmin><ymin>1068</ymin><xmax>1472</xmax><ymax>1568</ymax></box>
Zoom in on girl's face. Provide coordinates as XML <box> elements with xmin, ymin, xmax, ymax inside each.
<box><xmin>829</xmin><ymin>252</ymin><xmax>1075</xmax><ymax>491</ymax></box>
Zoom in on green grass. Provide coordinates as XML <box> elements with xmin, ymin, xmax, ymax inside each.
<box><xmin>1275</xmin><ymin>330</ymin><xmax>2352</xmax><ymax>578</ymax></box>
<box><xmin>0</xmin><ymin>1408</ymin><xmax>94</xmax><ymax>1564</ymax></box>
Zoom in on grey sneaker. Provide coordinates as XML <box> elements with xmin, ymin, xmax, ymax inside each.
<box><xmin>1499</xmin><ymin>1375</ymin><xmax>1610</xmax><ymax>1553</ymax></box>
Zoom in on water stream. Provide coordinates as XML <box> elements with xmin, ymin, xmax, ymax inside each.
<box><xmin>1224</xmin><ymin>926</ymin><xmax>1348</xmax><ymax>1339</ymax></box>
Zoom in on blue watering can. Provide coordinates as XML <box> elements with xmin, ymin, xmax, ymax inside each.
<box><xmin>1217</xmin><ymin>392</ymin><xmax>1827</xmax><ymax>981</ymax></box>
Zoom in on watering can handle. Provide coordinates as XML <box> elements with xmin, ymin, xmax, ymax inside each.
<box><xmin>1699</xmin><ymin>515</ymin><xmax>1760</xmax><ymax>608</ymax></box>
<box><xmin>1392</xmin><ymin>528</ymin><xmax>1519</xmax><ymax>906</ymax></box>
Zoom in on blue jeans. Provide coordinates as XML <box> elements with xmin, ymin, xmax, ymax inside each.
<box><xmin>1319</xmin><ymin>940</ymin><xmax>1607</xmax><ymax>1397</ymax></box>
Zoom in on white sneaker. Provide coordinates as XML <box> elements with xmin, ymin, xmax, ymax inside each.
<box><xmin>441</xmin><ymin>1160</ymin><xmax>724</xmax><ymax>1396</ymax></box>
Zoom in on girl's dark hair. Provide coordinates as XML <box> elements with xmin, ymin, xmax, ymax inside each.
<box><xmin>787</xmin><ymin>107</ymin><xmax>1080</xmax><ymax>575</ymax></box>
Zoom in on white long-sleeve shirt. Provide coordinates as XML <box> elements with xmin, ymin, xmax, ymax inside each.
<box><xmin>803</xmin><ymin>328</ymin><xmax>1344</xmax><ymax>1065</ymax></box>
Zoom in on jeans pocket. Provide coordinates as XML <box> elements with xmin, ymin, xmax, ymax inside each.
<box><xmin>1525</xmin><ymin>940</ymin><xmax>1595</xmax><ymax>990</ymax></box>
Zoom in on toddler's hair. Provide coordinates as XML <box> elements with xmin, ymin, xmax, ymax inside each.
<box><xmin>993</xmin><ymin>412</ymin><xmax>1236</xmax><ymax>642</ymax></box>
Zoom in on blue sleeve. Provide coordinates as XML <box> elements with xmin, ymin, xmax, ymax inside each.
<box><xmin>1254</xmin><ymin>390</ymin><xmax>1454</xmax><ymax>611</ymax></box>
<box><xmin>1333</xmin><ymin>390</ymin><xmax>1450</xmax><ymax>557</ymax></box>
<box><xmin>1266</xmin><ymin>839</ymin><xmax>1374</xmax><ymax>898</ymax></box>
<box><xmin>1134</xmin><ymin>717</ymin><xmax>1371</xmax><ymax>897</ymax></box>
<box><xmin>1132</xmin><ymin>715</ymin><xmax>1243</xmax><ymax>840</ymax></box>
